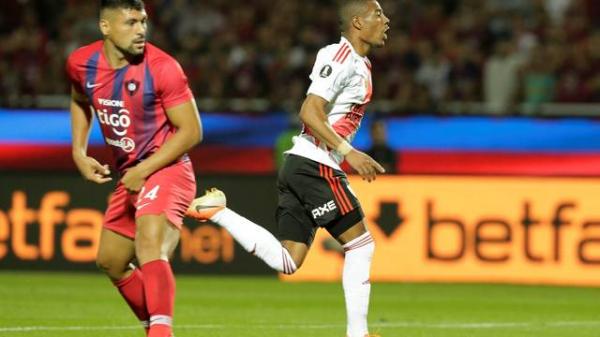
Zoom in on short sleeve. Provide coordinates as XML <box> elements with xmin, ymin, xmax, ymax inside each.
<box><xmin>306</xmin><ymin>48</ymin><xmax>350</xmax><ymax>102</ymax></box>
<box><xmin>156</xmin><ymin>57</ymin><xmax>194</xmax><ymax>109</ymax></box>
<box><xmin>65</xmin><ymin>54</ymin><xmax>84</xmax><ymax>94</ymax></box>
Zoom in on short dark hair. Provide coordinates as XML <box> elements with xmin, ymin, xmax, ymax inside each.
<box><xmin>338</xmin><ymin>0</ymin><xmax>372</xmax><ymax>31</ymax></box>
<box><xmin>100</xmin><ymin>0</ymin><xmax>144</xmax><ymax>11</ymax></box>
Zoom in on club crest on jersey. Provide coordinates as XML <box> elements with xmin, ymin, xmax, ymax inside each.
<box><xmin>125</xmin><ymin>79</ymin><xmax>140</xmax><ymax>96</ymax></box>
<box><xmin>319</xmin><ymin>65</ymin><xmax>333</xmax><ymax>78</ymax></box>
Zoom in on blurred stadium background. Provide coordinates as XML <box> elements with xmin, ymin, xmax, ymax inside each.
<box><xmin>1</xmin><ymin>0</ymin><xmax>600</xmax><ymax>336</ymax></box>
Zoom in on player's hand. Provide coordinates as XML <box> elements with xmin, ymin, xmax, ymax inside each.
<box><xmin>121</xmin><ymin>165</ymin><xmax>147</xmax><ymax>193</ymax></box>
<box><xmin>345</xmin><ymin>149</ymin><xmax>385</xmax><ymax>182</ymax></box>
<box><xmin>74</xmin><ymin>155</ymin><xmax>112</xmax><ymax>184</ymax></box>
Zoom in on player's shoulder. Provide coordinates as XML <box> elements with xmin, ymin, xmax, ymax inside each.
<box><xmin>316</xmin><ymin>39</ymin><xmax>354</xmax><ymax>66</ymax></box>
<box><xmin>67</xmin><ymin>40</ymin><xmax>103</xmax><ymax>65</ymax></box>
<box><xmin>145</xmin><ymin>43</ymin><xmax>181</xmax><ymax>69</ymax></box>
<box><xmin>311</xmin><ymin>40</ymin><xmax>355</xmax><ymax>81</ymax></box>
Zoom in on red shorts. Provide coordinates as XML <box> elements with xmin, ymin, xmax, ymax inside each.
<box><xmin>104</xmin><ymin>160</ymin><xmax>196</xmax><ymax>239</ymax></box>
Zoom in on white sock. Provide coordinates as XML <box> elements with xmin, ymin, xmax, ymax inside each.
<box><xmin>211</xmin><ymin>208</ymin><xmax>297</xmax><ymax>274</ymax></box>
<box><xmin>342</xmin><ymin>232</ymin><xmax>375</xmax><ymax>337</ymax></box>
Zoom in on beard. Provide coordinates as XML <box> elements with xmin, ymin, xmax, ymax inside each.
<box><xmin>115</xmin><ymin>42</ymin><xmax>145</xmax><ymax>59</ymax></box>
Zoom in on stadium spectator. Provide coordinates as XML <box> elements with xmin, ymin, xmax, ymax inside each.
<box><xmin>0</xmin><ymin>0</ymin><xmax>598</xmax><ymax>110</ymax></box>
<box><xmin>522</xmin><ymin>46</ymin><xmax>557</xmax><ymax>114</ymax></box>
<box><xmin>484</xmin><ymin>38</ymin><xmax>526</xmax><ymax>115</ymax></box>
<box><xmin>367</xmin><ymin>119</ymin><xmax>397</xmax><ymax>174</ymax></box>
<box><xmin>447</xmin><ymin>43</ymin><xmax>481</xmax><ymax>102</ymax></box>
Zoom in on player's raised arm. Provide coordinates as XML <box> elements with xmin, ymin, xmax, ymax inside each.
<box><xmin>70</xmin><ymin>86</ymin><xmax>112</xmax><ymax>184</ymax></box>
<box><xmin>299</xmin><ymin>94</ymin><xmax>384</xmax><ymax>182</ymax></box>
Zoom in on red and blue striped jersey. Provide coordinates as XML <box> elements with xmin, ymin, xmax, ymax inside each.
<box><xmin>66</xmin><ymin>40</ymin><xmax>194</xmax><ymax>173</ymax></box>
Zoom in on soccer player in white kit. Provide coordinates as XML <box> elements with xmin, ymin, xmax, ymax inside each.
<box><xmin>188</xmin><ymin>1</ymin><xmax>390</xmax><ymax>336</ymax></box>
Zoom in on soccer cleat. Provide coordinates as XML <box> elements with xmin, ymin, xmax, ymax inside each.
<box><xmin>346</xmin><ymin>334</ymin><xmax>380</xmax><ymax>337</ymax></box>
<box><xmin>186</xmin><ymin>188</ymin><xmax>226</xmax><ymax>222</ymax></box>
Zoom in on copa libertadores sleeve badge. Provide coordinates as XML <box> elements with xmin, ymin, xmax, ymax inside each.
<box><xmin>319</xmin><ymin>65</ymin><xmax>333</xmax><ymax>78</ymax></box>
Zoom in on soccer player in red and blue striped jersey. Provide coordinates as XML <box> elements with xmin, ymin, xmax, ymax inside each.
<box><xmin>66</xmin><ymin>1</ymin><xmax>201</xmax><ymax>336</ymax></box>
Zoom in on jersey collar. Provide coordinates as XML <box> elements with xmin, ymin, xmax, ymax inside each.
<box><xmin>339</xmin><ymin>36</ymin><xmax>369</xmax><ymax>62</ymax></box>
<box><xmin>340</xmin><ymin>36</ymin><xmax>356</xmax><ymax>56</ymax></box>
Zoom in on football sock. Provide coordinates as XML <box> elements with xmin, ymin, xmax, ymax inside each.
<box><xmin>211</xmin><ymin>208</ymin><xmax>297</xmax><ymax>274</ymax></box>
<box><xmin>113</xmin><ymin>268</ymin><xmax>150</xmax><ymax>333</ymax></box>
<box><xmin>342</xmin><ymin>232</ymin><xmax>375</xmax><ymax>337</ymax></box>
<box><xmin>141</xmin><ymin>260</ymin><xmax>175</xmax><ymax>337</ymax></box>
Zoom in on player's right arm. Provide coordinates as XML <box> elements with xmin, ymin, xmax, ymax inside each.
<box><xmin>70</xmin><ymin>87</ymin><xmax>112</xmax><ymax>184</ymax></box>
<box><xmin>300</xmin><ymin>46</ymin><xmax>384</xmax><ymax>182</ymax></box>
<box><xmin>299</xmin><ymin>95</ymin><xmax>384</xmax><ymax>182</ymax></box>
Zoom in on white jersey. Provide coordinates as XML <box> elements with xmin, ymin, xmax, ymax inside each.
<box><xmin>285</xmin><ymin>36</ymin><xmax>373</xmax><ymax>170</ymax></box>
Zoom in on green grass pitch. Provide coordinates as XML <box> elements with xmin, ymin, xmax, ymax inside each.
<box><xmin>0</xmin><ymin>272</ymin><xmax>599</xmax><ymax>337</ymax></box>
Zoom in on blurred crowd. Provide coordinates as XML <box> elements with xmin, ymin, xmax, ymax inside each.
<box><xmin>0</xmin><ymin>0</ymin><xmax>598</xmax><ymax>114</ymax></box>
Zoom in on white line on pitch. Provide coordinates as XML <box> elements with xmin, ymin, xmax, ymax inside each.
<box><xmin>1</xmin><ymin>321</ymin><xmax>600</xmax><ymax>333</ymax></box>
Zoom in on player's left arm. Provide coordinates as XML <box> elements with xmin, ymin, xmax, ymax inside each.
<box><xmin>121</xmin><ymin>56</ymin><xmax>202</xmax><ymax>192</ymax></box>
<box><xmin>299</xmin><ymin>95</ymin><xmax>383</xmax><ymax>182</ymax></box>
<box><xmin>121</xmin><ymin>100</ymin><xmax>202</xmax><ymax>192</ymax></box>
<box><xmin>302</xmin><ymin>48</ymin><xmax>384</xmax><ymax>182</ymax></box>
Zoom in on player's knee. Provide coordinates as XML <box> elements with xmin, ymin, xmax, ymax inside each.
<box><xmin>96</xmin><ymin>255</ymin><xmax>125</xmax><ymax>279</ymax></box>
<box><xmin>279</xmin><ymin>261</ymin><xmax>300</xmax><ymax>275</ymax></box>
<box><xmin>95</xmin><ymin>252</ymin><xmax>112</xmax><ymax>272</ymax></box>
<box><xmin>291</xmin><ymin>256</ymin><xmax>305</xmax><ymax>270</ymax></box>
<box><xmin>135</xmin><ymin>229</ymin><xmax>160</xmax><ymax>250</ymax></box>
<box><xmin>95</xmin><ymin>256</ymin><xmax>108</xmax><ymax>273</ymax></box>
<box><xmin>286</xmin><ymin>250</ymin><xmax>306</xmax><ymax>273</ymax></box>
<box><xmin>135</xmin><ymin>240</ymin><xmax>160</xmax><ymax>257</ymax></box>
<box><xmin>135</xmin><ymin>233</ymin><xmax>163</xmax><ymax>263</ymax></box>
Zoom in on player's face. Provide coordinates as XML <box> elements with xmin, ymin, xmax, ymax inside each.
<box><xmin>360</xmin><ymin>1</ymin><xmax>390</xmax><ymax>48</ymax></box>
<box><xmin>102</xmin><ymin>8</ymin><xmax>148</xmax><ymax>56</ymax></box>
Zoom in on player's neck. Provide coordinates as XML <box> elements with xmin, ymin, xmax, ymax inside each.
<box><xmin>102</xmin><ymin>40</ymin><xmax>132</xmax><ymax>69</ymax></box>
<box><xmin>342</xmin><ymin>33</ymin><xmax>371</xmax><ymax>57</ymax></box>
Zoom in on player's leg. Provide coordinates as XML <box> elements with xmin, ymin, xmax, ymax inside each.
<box><xmin>100</xmin><ymin>185</ymin><xmax>150</xmax><ymax>333</ymax></box>
<box><xmin>97</xmin><ymin>229</ymin><xmax>150</xmax><ymax>330</ymax></box>
<box><xmin>199</xmin><ymin>199</ymin><xmax>302</xmax><ymax>274</ymax></box>
<box><xmin>136</xmin><ymin>214</ymin><xmax>180</xmax><ymax>337</ymax></box>
<box><xmin>324</xmin><ymin>170</ymin><xmax>374</xmax><ymax>337</ymax></box>
<box><xmin>135</xmin><ymin>215</ymin><xmax>180</xmax><ymax>263</ymax></box>
<box><xmin>134</xmin><ymin>161</ymin><xmax>196</xmax><ymax>337</ymax></box>
<box><xmin>280</xmin><ymin>240</ymin><xmax>310</xmax><ymax>269</ymax></box>
<box><xmin>335</xmin><ymin>221</ymin><xmax>374</xmax><ymax>337</ymax></box>
<box><xmin>96</xmin><ymin>228</ymin><xmax>136</xmax><ymax>281</ymax></box>
<box><xmin>276</xmin><ymin>185</ymin><xmax>319</xmax><ymax>269</ymax></box>
<box><xmin>187</xmin><ymin>155</ymin><xmax>323</xmax><ymax>273</ymax></box>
